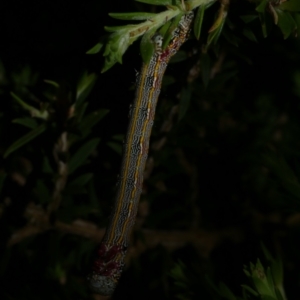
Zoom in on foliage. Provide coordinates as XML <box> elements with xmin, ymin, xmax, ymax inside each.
<box><xmin>169</xmin><ymin>244</ymin><xmax>286</xmax><ymax>300</ymax></box>
<box><xmin>88</xmin><ymin>0</ymin><xmax>300</xmax><ymax>72</ymax></box>
<box><xmin>1</xmin><ymin>0</ymin><xmax>300</xmax><ymax>299</ymax></box>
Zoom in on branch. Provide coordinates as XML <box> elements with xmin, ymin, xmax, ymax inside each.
<box><xmin>47</xmin><ymin>131</ymin><xmax>69</xmax><ymax>214</ymax></box>
<box><xmin>7</xmin><ymin>202</ymin><xmax>243</xmax><ymax>260</ymax></box>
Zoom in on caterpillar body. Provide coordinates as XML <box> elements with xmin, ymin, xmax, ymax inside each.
<box><xmin>88</xmin><ymin>11</ymin><xmax>194</xmax><ymax>296</ymax></box>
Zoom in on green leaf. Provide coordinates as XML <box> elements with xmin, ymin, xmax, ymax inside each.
<box><xmin>274</xmin><ymin>287</ymin><xmax>285</xmax><ymax>300</ymax></box>
<box><xmin>218</xmin><ymin>282</ymin><xmax>237</xmax><ymax>300</ymax></box>
<box><xmin>68</xmin><ymin>173</ymin><xmax>94</xmax><ymax>188</ymax></box>
<box><xmin>240</xmin><ymin>14</ymin><xmax>258</xmax><ymax>23</ymax></box>
<box><xmin>109</xmin><ymin>12</ymin><xmax>156</xmax><ymax>21</ymax></box>
<box><xmin>12</xmin><ymin>117</ymin><xmax>38</xmax><ymax>129</ymax></box>
<box><xmin>263</xmin><ymin>149</ymin><xmax>300</xmax><ymax>198</ymax></box>
<box><xmin>158</xmin><ymin>20</ymin><xmax>172</xmax><ymax>37</ymax></box>
<box><xmin>243</xmin><ymin>28</ymin><xmax>258</xmax><ymax>42</ymax></box>
<box><xmin>173</xmin><ymin>0</ymin><xmax>181</xmax><ymax>6</ymax></box>
<box><xmin>260</xmin><ymin>244</ymin><xmax>285</xmax><ymax>299</ymax></box>
<box><xmin>4</xmin><ymin>124</ymin><xmax>46</xmax><ymax>158</ymax></box>
<box><xmin>87</xmin><ymin>179</ymin><xmax>100</xmax><ymax>208</ymax></box>
<box><xmin>11</xmin><ymin>92</ymin><xmax>49</xmax><ymax>120</ymax></box>
<box><xmin>86</xmin><ymin>42</ymin><xmax>103</xmax><ymax>54</ymax></box>
<box><xmin>43</xmin><ymin>79</ymin><xmax>60</xmax><ymax>88</ymax></box>
<box><xmin>169</xmin><ymin>260</ymin><xmax>188</xmax><ymax>283</ymax></box>
<box><xmin>179</xmin><ymin>84</ymin><xmax>192</xmax><ymax>120</ymax></box>
<box><xmin>76</xmin><ymin>73</ymin><xmax>97</xmax><ymax>106</ymax></box>
<box><xmin>261</xmin><ymin>296</ymin><xmax>278</xmax><ymax>300</ymax></box>
<box><xmin>135</xmin><ymin>0</ymin><xmax>172</xmax><ymax>5</ymax></box>
<box><xmin>200</xmin><ymin>53</ymin><xmax>211</xmax><ymax>87</ymax></box>
<box><xmin>35</xmin><ymin>180</ymin><xmax>51</xmax><ymax>204</ymax></box>
<box><xmin>69</xmin><ymin>138</ymin><xmax>101</xmax><ymax>174</ymax></box>
<box><xmin>104</xmin><ymin>25</ymin><xmax>136</xmax><ymax>33</ymax></box>
<box><xmin>261</xmin><ymin>243</ymin><xmax>274</xmax><ymax>262</ymax></box>
<box><xmin>205</xmin><ymin>275</ymin><xmax>223</xmax><ymax>295</ymax></box>
<box><xmin>140</xmin><ymin>27</ymin><xmax>158</xmax><ymax>63</ymax></box>
<box><xmin>76</xmin><ymin>102</ymin><xmax>89</xmax><ymax>124</ymax></box>
<box><xmin>162</xmin><ymin>12</ymin><xmax>184</xmax><ymax>50</ymax></box>
<box><xmin>42</xmin><ymin>156</ymin><xmax>54</xmax><ymax>174</ymax></box>
<box><xmin>279</xmin><ymin>0</ymin><xmax>300</xmax><ymax>12</ymax></box>
<box><xmin>100</xmin><ymin>6</ymin><xmax>183</xmax><ymax>73</ymax></box>
<box><xmin>258</xmin><ymin>11</ymin><xmax>269</xmax><ymax>38</ymax></box>
<box><xmin>222</xmin><ymin>28</ymin><xmax>240</xmax><ymax>47</ymax></box>
<box><xmin>169</xmin><ymin>50</ymin><xmax>187</xmax><ymax>63</ymax></box>
<box><xmin>241</xmin><ymin>285</ymin><xmax>259</xmax><ymax>296</ymax></box>
<box><xmin>256</xmin><ymin>0</ymin><xmax>268</xmax><ymax>13</ymax></box>
<box><xmin>107</xmin><ymin>141</ymin><xmax>122</xmax><ymax>155</ymax></box>
<box><xmin>112</xmin><ymin>134</ymin><xmax>124</xmax><ymax>141</ymax></box>
<box><xmin>194</xmin><ymin>4</ymin><xmax>206</xmax><ymax>39</ymax></box>
<box><xmin>101</xmin><ymin>32</ymin><xmax>132</xmax><ymax>72</ymax></box>
<box><xmin>206</xmin><ymin>5</ymin><xmax>228</xmax><ymax>48</ymax></box>
<box><xmin>79</xmin><ymin>109</ymin><xmax>109</xmax><ymax>137</ymax></box>
<box><xmin>276</xmin><ymin>9</ymin><xmax>296</xmax><ymax>39</ymax></box>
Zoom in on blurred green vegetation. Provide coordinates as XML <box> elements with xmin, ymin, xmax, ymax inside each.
<box><xmin>1</xmin><ymin>0</ymin><xmax>300</xmax><ymax>299</ymax></box>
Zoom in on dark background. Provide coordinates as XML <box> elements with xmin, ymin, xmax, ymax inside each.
<box><xmin>1</xmin><ymin>0</ymin><xmax>300</xmax><ymax>299</ymax></box>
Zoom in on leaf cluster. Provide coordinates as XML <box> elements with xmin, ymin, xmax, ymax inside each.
<box><xmin>87</xmin><ymin>0</ymin><xmax>300</xmax><ymax>73</ymax></box>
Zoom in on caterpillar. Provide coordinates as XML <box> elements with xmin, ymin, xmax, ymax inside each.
<box><xmin>88</xmin><ymin>11</ymin><xmax>194</xmax><ymax>296</ymax></box>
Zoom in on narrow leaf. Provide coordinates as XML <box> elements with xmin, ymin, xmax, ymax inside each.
<box><xmin>12</xmin><ymin>117</ymin><xmax>38</xmax><ymax>129</ymax></box>
<box><xmin>205</xmin><ymin>275</ymin><xmax>223</xmax><ymax>295</ymax></box>
<box><xmin>42</xmin><ymin>156</ymin><xmax>54</xmax><ymax>174</ymax></box>
<box><xmin>107</xmin><ymin>141</ymin><xmax>122</xmax><ymax>155</ymax></box>
<box><xmin>258</xmin><ymin>12</ymin><xmax>268</xmax><ymax>38</ymax></box>
<box><xmin>76</xmin><ymin>73</ymin><xmax>97</xmax><ymax>106</ymax></box>
<box><xmin>112</xmin><ymin>134</ymin><xmax>124</xmax><ymax>141</ymax></box>
<box><xmin>179</xmin><ymin>84</ymin><xmax>192</xmax><ymax>120</ymax></box>
<box><xmin>194</xmin><ymin>5</ymin><xmax>206</xmax><ymax>40</ymax></box>
<box><xmin>207</xmin><ymin>3</ymin><xmax>228</xmax><ymax>47</ymax></box>
<box><xmin>104</xmin><ymin>25</ymin><xmax>135</xmax><ymax>33</ymax></box>
<box><xmin>243</xmin><ymin>28</ymin><xmax>258</xmax><ymax>42</ymax></box>
<box><xmin>68</xmin><ymin>173</ymin><xmax>94</xmax><ymax>188</ymax></box>
<box><xmin>201</xmin><ymin>53</ymin><xmax>211</xmax><ymax>87</ymax></box>
<box><xmin>158</xmin><ymin>20</ymin><xmax>172</xmax><ymax>37</ymax></box>
<box><xmin>222</xmin><ymin>29</ymin><xmax>240</xmax><ymax>47</ymax></box>
<box><xmin>135</xmin><ymin>0</ymin><xmax>172</xmax><ymax>5</ymax></box>
<box><xmin>162</xmin><ymin>12</ymin><xmax>184</xmax><ymax>50</ymax></box>
<box><xmin>109</xmin><ymin>12</ymin><xmax>156</xmax><ymax>21</ymax></box>
<box><xmin>76</xmin><ymin>102</ymin><xmax>89</xmax><ymax>124</ymax></box>
<box><xmin>35</xmin><ymin>180</ymin><xmax>51</xmax><ymax>204</ymax></box>
<box><xmin>44</xmin><ymin>79</ymin><xmax>59</xmax><ymax>88</ymax></box>
<box><xmin>80</xmin><ymin>109</ymin><xmax>109</xmax><ymax>136</ymax></box>
<box><xmin>169</xmin><ymin>50</ymin><xmax>187</xmax><ymax>63</ymax></box>
<box><xmin>240</xmin><ymin>15</ymin><xmax>258</xmax><ymax>23</ymax></box>
<box><xmin>219</xmin><ymin>282</ymin><xmax>237</xmax><ymax>300</ymax></box>
<box><xmin>279</xmin><ymin>0</ymin><xmax>300</xmax><ymax>12</ymax></box>
<box><xmin>69</xmin><ymin>138</ymin><xmax>100</xmax><ymax>174</ymax></box>
<box><xmin>256</xmin><ymin>0</ymin><xmax>268</xmax><ymax>13</ymax></box>
<box><xmin>101</xmin><ymin>32</ymin><xmax>131</xmax><ymax>73</ymax></box>
<box><xmin>86</xmin><ymin>42</ymin><xmax>103</xmax><ymax>54</ymax></box>
<box><xmin>140</xmin><ymin>27</ymin><xmax>158</xmax><ymax>63</ymax></box>
<box><xmin>274</xmin><ymin>287</ymin><xmax>285</xmax><ymax>300</ymax></box>
<box><xmin>276</xmin><ymin>9</ymin><xmax>296</xmax><ymax>39</ymax></box>
<box><xmin>4</xmin><ymin>124</ymin><xmax>46</xmax><ymax>158</ymax></box>
<box><xmin>241</xmin><ymin>285</ymin><xmax>259</xmax><ymax>296</ymax></box>
<box><xmin>11</xmin><ymin>92</ymin><xmax>48</xmax><ymax>120</ymax></box>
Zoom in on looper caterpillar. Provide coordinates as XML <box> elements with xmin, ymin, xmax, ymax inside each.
<box><xmin>88</xmin><ymin>11</ymin><xmax>194</xmax><ymax>296</ymax></box>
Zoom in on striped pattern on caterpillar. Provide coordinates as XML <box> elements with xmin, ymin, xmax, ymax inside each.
<box><xmin>88</xmin><ymin>11</ymin><xmax>194</xmax><ymax>296</ymax></box>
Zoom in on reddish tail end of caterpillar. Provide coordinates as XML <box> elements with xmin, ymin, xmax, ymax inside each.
<box><xmin>88</xmin><ymin>243</ymin><xmax>127</xmax><ymax>296</ymax></box>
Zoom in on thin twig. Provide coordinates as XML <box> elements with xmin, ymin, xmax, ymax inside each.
<box><xmin>7</xmin><ymin>202</ymin><xmax>243</xmax><ymax>260</ymax></box>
